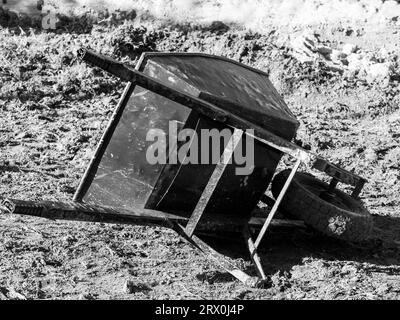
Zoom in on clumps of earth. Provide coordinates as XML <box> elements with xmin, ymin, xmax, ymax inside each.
<box><xmin>289</xmin><ymin>30</ymin><xmax>399</xmax><ymax>86</ymax></box>
<box><xmin>327</xmin><ymin>215</ymin><xmax>351</xmax><ymax>236</ymax></box>
<box><xmin>110</xmin><ymin>25</ymin><xmax>165</xmax><ymax>58</ymax></box>
<box><xmin>0</xmin><ymin>5</ymin><xmax>42</xmax><ymax>29</ymax></box>
<box><xmin>0</xmin><ymin>5</ymin><xmax>137</xmax><ymax>33</ymax></box>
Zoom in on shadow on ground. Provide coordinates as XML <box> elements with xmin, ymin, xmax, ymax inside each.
<box><xmin>196</xmin><ymin>214</ymin><xmax>400</xmax><ymax>284</ymax></box>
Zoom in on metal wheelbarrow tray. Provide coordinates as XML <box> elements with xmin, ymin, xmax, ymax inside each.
<box><xmin>0</xmin><ymin>50</ymin><xmax>372</xmax><ymax>287</ymax></box>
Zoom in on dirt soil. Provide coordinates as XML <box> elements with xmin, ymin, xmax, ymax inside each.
<box><xmin>1</xmin><ymin>2</ymin><xmax>400</xmax><ymax>300</ymax></box>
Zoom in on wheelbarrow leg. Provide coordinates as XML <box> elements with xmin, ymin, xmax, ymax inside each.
<box><xmin>252</xmin><ymin>158</ymin><xmax>301</xmax><ymax>252</ymax></box>
<box><xmin>243</xmin><ymin>224</ymin><xmax>267</xmax><ymax>280</ymax></box>
<box><xmin>185</xmin><ymin>128</ymin><xmax>243</xmax><ymax>237</ymax></box>
<box><xmin>174</xmin><ymin>223</ymin><xmax>260</xmax><ymax>287</ymax></box>
<box><xmin>178</xmin><ymin>131</ymin><xmax>302</xmax><ymax>287</ymax></box>
<box><xmin>238</xmin><ymin>158</ymin><xmax>300</xmax><ymax>282</ymax></box>
<box><xmin>179</xmin><ymin>128</ymin><xmax>264</xmax><ymax>286</ymax></box>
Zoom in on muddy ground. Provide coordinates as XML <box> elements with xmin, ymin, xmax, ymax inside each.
<box><xmin>0</xmin><ymin>5</ymin><xmax>400</xmax><ymax>299</ymax></box>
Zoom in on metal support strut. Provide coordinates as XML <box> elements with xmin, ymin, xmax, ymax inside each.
<box><xmin>181</xmin><ymin>129</ymin><xmax>302</xmax><ymax>286</ymax></box>
<box><xmin>253</xmin><ymin>158</ymin><xmax>301</xmax><ymax>251</ymax></box>
<box><xmin>185</xmin><ymin>128</ymin><xmax>244</xmax><ymax>237</ymax></box>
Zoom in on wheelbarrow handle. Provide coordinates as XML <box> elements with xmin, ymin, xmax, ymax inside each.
<box><xmin>78</xmin><ymin>49</ymin><xmax>128</xmax><ymax>76</ymax></box>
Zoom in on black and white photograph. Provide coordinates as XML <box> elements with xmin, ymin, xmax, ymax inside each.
<box><xmin>0</xmin><ymin>0</ymin><xmax>399</xmax><ymax>304</ymax></box>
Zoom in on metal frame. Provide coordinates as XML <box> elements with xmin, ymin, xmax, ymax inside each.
<box><xmin>67</xmin><ymin>50</ymin><xmax>368</xmax><ymax>286</ymax></box>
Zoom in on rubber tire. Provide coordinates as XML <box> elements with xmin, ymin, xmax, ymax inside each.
<box><xmin>271</xmin><ymin>169</ymin><xmax>373</xmax><ymax>242</ymax></box>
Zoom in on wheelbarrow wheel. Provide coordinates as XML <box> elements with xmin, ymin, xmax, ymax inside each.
<box><xmin>271</xmin><ymin>169</ymin><xmax>373</xmax><ymax>242</ymax></box>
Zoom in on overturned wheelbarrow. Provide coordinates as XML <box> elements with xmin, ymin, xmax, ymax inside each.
<box><xmin>0</xmin><ymin>50</ymin><xmax>372</xmax><ymax>287</ymax></box>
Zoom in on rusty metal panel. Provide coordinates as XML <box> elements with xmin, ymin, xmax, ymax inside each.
<box><xmin>82</xmin><ymin>85</ymin><xmax>191</xmax><ymax>210</ymax></box>
<box><xmin>143</xmin><ymin>54</ymin><xmax>299</xmax><ymax>140</ymax></box>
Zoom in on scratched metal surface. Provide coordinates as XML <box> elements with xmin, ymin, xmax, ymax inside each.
<box><xmin>144</xmin><ymin>56</ymin><xmax>299</xmax><ymax>137</ymax></box>
<box><xmin>83</xmin><ymin>85</ymin><xmax>191</xmax><ymax>210</ymax></box>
